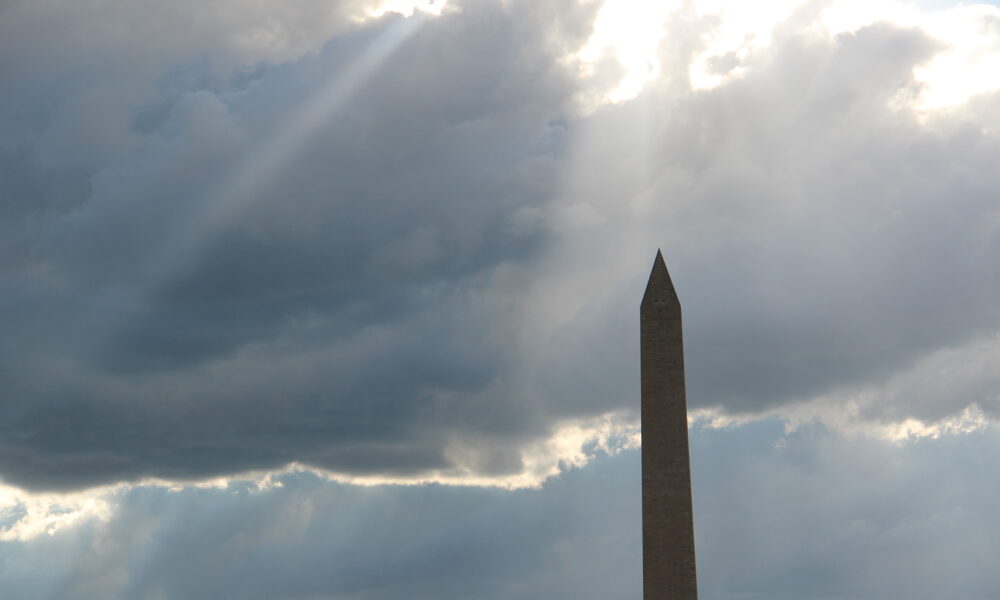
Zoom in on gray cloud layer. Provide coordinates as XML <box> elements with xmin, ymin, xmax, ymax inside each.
<box><xmin>1</xmin><ymin>0</ymin><xmax>596</xmax><ymax>490</ymax></box>
<box><xmin>526</xmin><ymin>10</ymin><xmax>1000</xmax><ymax>424</ymax></box>
<box><xmin>1</xmin><ymin>0</ymin><xmax>999</xmax><ymax>491</ymax></box>
<box><xmin>4</xmin><ymin>425</ymin><xmax>1000</xmax><ymax>599</ymax></box>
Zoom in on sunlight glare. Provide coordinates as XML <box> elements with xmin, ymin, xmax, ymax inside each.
<box><xmin>912</xmin><ymin>4</ymin><xmax>1000</xmax><ymax>110</ymax></box>
<box><xmin>369</xmin><ymin>0</ymin><xmax>449</xmax><ymax>18</ymax></box>
<box><xmin>577</xmin><ymin>0</ymin><xmax>678</xmax><ymax>104</ymax></box>
<box><xmin>688</xmin><ymin>0</ymin><xmax>806</xmax><ymax>90</ymax></box>
<box><xmin>685</xmin><ymin>0</ymin><xmax>1000</xmax><ymax>112</ymax></box>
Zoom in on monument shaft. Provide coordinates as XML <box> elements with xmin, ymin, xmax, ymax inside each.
<box><xmin>641</xmin><ymin>251</ymin><xmax>697</xmax><ymax>600</ymax></box>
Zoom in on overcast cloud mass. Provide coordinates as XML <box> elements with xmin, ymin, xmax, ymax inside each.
<box><xmin>1</xmin><ymin>0</ymin><xmax>999</xmax><ymax>597</ymax></box>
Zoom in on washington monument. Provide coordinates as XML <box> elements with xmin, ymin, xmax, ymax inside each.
<box><xmin>641</xmin><ymin>250</ymin><xmax>698</xmax><ymax>599</ymax></box>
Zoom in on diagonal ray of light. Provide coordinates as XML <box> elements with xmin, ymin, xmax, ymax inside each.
<box><xmin>146</xmin><ymin>13</ymin><xmax>426</xmax><ymax>285</ymax></box>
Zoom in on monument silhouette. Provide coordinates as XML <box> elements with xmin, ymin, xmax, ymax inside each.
<box><xmin>641</xmin><ymin>250</ymin><xmax>698</xmax><ymax>599</ymax></box>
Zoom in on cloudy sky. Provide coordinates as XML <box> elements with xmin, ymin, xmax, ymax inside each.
<box><xmin>2</xmin><ymin>0</ymin><xmax>1000</xmax><ymax>597</ymax></box>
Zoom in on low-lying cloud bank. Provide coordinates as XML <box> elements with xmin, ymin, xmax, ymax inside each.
<box><xmin>0</xmin><ymin>0</ymin><xmax>998</xmax><ymax>493</ymax></box>
<box><xmin>3</xmin><ymin>423</ymin><xmax>1000</xmax><ymax>599</ymax></box>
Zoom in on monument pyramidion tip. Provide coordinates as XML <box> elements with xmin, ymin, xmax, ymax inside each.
<box><xmin>641</xmin><ymin>249</ymin><xmax>680</xmax><ymax>311</ymax></box>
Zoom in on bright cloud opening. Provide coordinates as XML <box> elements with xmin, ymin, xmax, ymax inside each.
<box><xmin>0</xmin><ymin>486</ymin><xmax>114</xmax><ymax>542</ymax></box>
<box><xmin>575</xmin><ymin>0</ymin><xmax>1000</xmax><ymax>111</ymax></box>
<box><xmin>368</xmin><ymin>0</ymin><xmax>449</xmax><ymax>18</ymax></box>
<box><xmin>913</xmin><ymin>4</ymin><xmax>1000</xmax><ymax>110</ymax></box>
<box><xmin>576</xmin><ymin>0</ymin><xmax>678</xmax><ymax>103</ymax></box>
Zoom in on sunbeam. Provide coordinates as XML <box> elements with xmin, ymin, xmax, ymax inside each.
<box><xmin>146</xmin><ymin>12</ymin><xmax>428</xmax><ymax>285</ymax></box>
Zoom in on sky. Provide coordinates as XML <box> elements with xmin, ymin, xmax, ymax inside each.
<box><xmin>1</xmin><ymin>0</ymin><xmax>999</xmax><ymax>597</ymax></box>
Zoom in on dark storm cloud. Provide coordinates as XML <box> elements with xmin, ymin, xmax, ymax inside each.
<box><xmin>0</xmin><ymin>0</ymin><xmax>599</xmax><ymax>491</ymax></box>
<box><xmin>2</xmin><ymin>0</ymin><xmax>1000</xmax><ymax>493</ymax></box>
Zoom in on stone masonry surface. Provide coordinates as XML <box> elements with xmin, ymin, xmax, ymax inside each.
<box><xmin>641</xmin><ymin>250</ymin><xmax>698</xmax><ymax>600</ymax></box>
